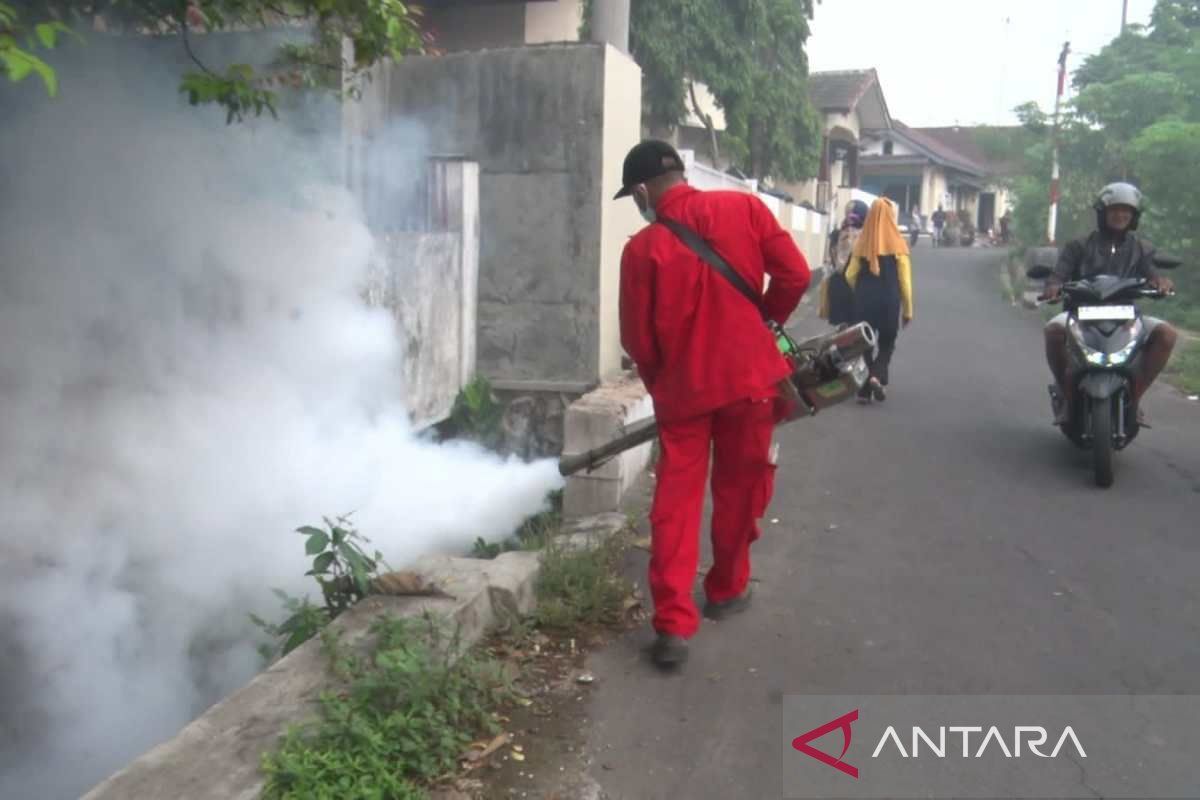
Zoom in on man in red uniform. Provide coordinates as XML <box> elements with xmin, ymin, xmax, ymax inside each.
<box><xmin>616</xmin><ymin>141</ymin><xmax>811</xmax><ymax>668</ymax></box>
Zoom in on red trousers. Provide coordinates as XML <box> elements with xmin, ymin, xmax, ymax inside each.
<box><xmin>649</xmin><ymin>395</ymin><xmax>778</xmax><ymax>638</ymax></box>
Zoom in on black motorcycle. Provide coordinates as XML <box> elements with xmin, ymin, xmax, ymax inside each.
<box><xmin>1027</xmin><ymin>257</ymin><xmax>1179</xmax><ymax>487</ymax></box>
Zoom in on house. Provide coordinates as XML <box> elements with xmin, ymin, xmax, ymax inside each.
<box><xmin>773</xmin><ymin>69</ymin><xmax>892</xmax><ymax>223</ymax></box>
<box><xmin>859</xmin><ymin>122</ymin><xmax>1016</xmax><ymax>233</ymax></box>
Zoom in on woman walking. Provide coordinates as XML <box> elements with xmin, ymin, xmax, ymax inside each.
<box><xmin>845</xmin><ymin>198</ymin><xmax>914</xmax><ymax>402</ymax></box>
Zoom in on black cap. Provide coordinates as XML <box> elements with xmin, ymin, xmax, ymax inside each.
<box><xmin>614</xmin><ymin>140</ymin><xmax>685</xmax><ymax>199</ymax></box>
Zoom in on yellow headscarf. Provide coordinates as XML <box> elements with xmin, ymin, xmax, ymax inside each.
<box><xmin>851</xmin><ymin>197</ymin><xmax>910</xmax><ymax>276</ymax></box>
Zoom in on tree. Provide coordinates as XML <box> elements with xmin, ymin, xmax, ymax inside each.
<box><xmin>620</xmin><ymin>0</ymin><xmax>822</xmax><ymax>183</ymax></box>
<box><xmin>2</xmin><ymin>1</ymin><xmax>426</xmax><ymax>122</ymax></box>
<box><xmin>996</xmin><ymin>0</ymin><xmax>1200</xmax><ymax>328</ymax></box>
<box><xmin>0</xmin><ymin>2</ymin><xmax>73</xmax><ymax>96</ymax></box>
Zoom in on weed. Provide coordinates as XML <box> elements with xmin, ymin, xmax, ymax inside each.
<box><xmin>533</xmin><ymin>533</ymin><xmax>630</xmax><ymax>630</ymax></box>
<box><xmin>251</xmin><ymin>515</ymin><xmax>387</xmax><ymax>660</ymax></box>
<box><xmin>1165</xmin><ymin>339</ymin><xmax>1200</xmax><ymax>395</ymax></box>
<box><xmin>260</xmin><ymin>614</ymin><xmax>509</xmax><ymax>800</ymax></box>
<box><xmin>447</xmin><ymin>376</ymin><xmax>506</xmax><ymax>449</ymax></box>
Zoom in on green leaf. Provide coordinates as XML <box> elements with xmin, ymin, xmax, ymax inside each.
<box><xmin>297</xmin><ymin>525</ymin><xmax>326</xmax><ymax>537</ymax></box>
<box><xmin>310</xmin><ymin>551</ymin><xmax>336</xmax><ymax>575</ymax></box>
<box><xmin>305</xmin><ymin>531</ymin><xmax>330</xmax><ymax>555</ymax></box>
<box><xmin>34</xmin><ymin>22</ymin><xmax>56</xmax><ymax>49</ymax></box>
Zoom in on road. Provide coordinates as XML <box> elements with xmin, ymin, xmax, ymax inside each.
<box><xmin>580</xmin><ymin>244</ymin><xmax>1200</xmax><ymax>799</ymax></box>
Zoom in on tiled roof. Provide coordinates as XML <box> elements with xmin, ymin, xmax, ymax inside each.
<box><xmin>912</xmin><ymin>126</ymin><xmax>1022</xmax><ymax>176</ymax></box>
<box><xmin>888</xmin><ymin>121</ymin><xmax>987</xmax><ymax>176</ymax></box>
<box><xmin>807</xmin><ymin>69</ymin><xmax>878</xmax><ymax>112</ymax></box>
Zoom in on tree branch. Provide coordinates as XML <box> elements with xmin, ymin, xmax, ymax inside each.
<box><xmin>688</xmin><ymin>80</ymin><xmax>720</xmax><ymax>164</ymax></box>
<box><xmin>179</xmin><ymin>15</ymin><xmax>216</xmax><ymax>76</ymax></box>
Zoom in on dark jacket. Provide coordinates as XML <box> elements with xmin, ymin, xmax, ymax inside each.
<box><xmin>1053</xmin><ymin>231</ymin><xmax>1158</xmax><ymax>284</ymax></box>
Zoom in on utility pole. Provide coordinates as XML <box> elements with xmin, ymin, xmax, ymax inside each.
<box><xmin>1122</xmin><ymin>0</ymin><xmax>1129</xmax><ymax>33</ymax></box>
<box><xmin>1047</xmin><ymin>40</ymin><xmax>1070</xmax><ymax>245</ymax></box>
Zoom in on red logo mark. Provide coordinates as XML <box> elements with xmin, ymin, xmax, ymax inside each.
<box><xmin>792</xmin><ymin>709</ymin><xmax>860</xmax><ymax>779</ymax></box>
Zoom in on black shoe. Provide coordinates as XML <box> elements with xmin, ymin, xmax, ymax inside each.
<box><xmin>703</xmin><ymin>587</ymin><xmax>753</xmax><ymax>620</ymax></box>
<box><xmin>649</xmin><ymin>634</ymin><xmax>688</xmax><ymax>669</ymax></box>
<box><xmin>856</xmin><ymin>383</ymin><xmax>872</xmax><ymax>404</ymax></box>
<box><xmin>868</xmin><ymin>377</ymin><xmax>887</xmax><ymax>403</ymax></box>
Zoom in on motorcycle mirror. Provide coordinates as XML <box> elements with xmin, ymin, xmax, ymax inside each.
<box><xmin>1026</xmin><ymin>265</ymin><xmax>1053</xmax><ymax>280</ymax></box>
<box><xmin>1153</xmin><ymin>254</ymin><xmax>1182</xmax><ymax>270</ymax></box>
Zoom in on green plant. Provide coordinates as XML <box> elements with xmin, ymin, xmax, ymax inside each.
<box><xmin>1165</xmin><ymin>339</ymin><xmax>1200</xmax><ymax>395</ymax></box>
<box><xmin>468</xmin><ymin>490</ymin><xmax>563</xmax><ymax>559</ymax></box>
<box><xmin>251</xmin><ymin>515</ymin><xmax>387</xmax><ymax>659</ymax></box>
<box><xmin>260</xmin><ymin>614</ymin><xmax>509</xmax><ymax>799</ymax></box>
<box><xmin>534</xmin><ymin>533</ymin><xmax>630</xmax><ymax>630</ymax></box>
<box><xmin>1</xmin><ymin>2</ymin><xmax>75</xmax><ymax>96</ymax></box>
<box><xmin>448</xmin><ymin>376</ymin><xmax>505</xmax><ymax>449</ymax></box>
<box><xmin>4</xmin><ymin>1</ymin><xmax>425</xmax><ymax>121</ymax></box>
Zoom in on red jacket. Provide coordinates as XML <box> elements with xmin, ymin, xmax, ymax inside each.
<box><xmin>619</xmin><ymin>184</ymin><xmax>811</xmax><ymax>422</ymax></box>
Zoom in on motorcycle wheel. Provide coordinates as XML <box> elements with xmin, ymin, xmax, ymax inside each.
<box><xmin>1090</xmin><ymin>396</ymin><xmax>1114</xmax><ymax>488</ymax></box>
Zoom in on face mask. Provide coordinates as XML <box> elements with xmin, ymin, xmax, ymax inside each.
<box><xmin>635</xmin><ymin>186</ymin><xmax>656</xmax><ymax>224</ymax></box>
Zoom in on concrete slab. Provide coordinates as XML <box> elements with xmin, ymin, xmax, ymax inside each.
<box><xmin>82</xmin><ymin>552</ymin><xmax>540</xmax><ymax>800</ymax></box>
<box><xmin>563</xmin><ymin>373</ymin><xmax>655</xmax><ymax>518</ymax></box>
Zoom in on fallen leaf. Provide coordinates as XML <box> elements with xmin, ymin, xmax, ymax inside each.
<box><xmin>512</xmin><ymin>744</ymin><xmax>524</xmax><ymax>752</ymax></box>
<box><xmin>514</xmin><ymin>697</ymin><xmax>533</xmax><ymax>707</ymax></box>
<box><xmin>372</xmin><ymin>570</ymin><xmax>453</xmax><ymax>598</ymax></box>
<box><xmin>576</xmin><ymin>672</ymin><xmax>595</xmax><ymax>684</ymax></box>
<box><xmin>462</xmin><ymin>732</ymin><xmax>511</xmax><ymax>766</ymax></box>
<box><xmin>511</xmin><ymin>750</ymin><xmax>526</xmax><ymax>761</ymax></box>
<box><xmin>770</xmin><ymin>518</ymin><xmax>780</xmax><ymax>524</ymax></box>
<box><xmin>632</xmin><ymin>536</ymin><xmax>652</xmax><ymax>551</ymax></box>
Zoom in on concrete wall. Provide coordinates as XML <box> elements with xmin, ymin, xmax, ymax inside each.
<box><xmin>599</xmin><ymin>49</ymin><xmax>646</xmax><ymax>379</ymax></box>
<box><xmin>360</xmin><ymin>160</ymin><xmax>481</xmax><ymax>429</ymax></box>
<box><xmin>375</xmin><ymin>44</ymin><xmax>642</xmax><ymax>391</ymax></box>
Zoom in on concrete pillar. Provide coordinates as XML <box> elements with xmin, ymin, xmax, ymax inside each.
<box><xmin>588</xmin><ymin>0</ymin><xmax>630</xmax><ymax>53</ymax></box>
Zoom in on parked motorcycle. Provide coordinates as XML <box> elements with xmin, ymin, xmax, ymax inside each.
<box><xmin>1027</xmin><ymin>255</ymin><xmax>1180</xmax><ymax>487</ymax></box>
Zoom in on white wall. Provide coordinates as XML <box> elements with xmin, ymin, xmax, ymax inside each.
<box><xmin>598</xmin><ymin>46</ymin><xmax>644</xmax><ymax>379</ymax></box>
<box><xmin>524</xmin><ymin>0</ymin><xmax>585</xmax><ymax>43</ymax></box>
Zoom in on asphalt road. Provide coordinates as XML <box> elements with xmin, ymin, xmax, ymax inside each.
<box><xmin>581</xmin><ymin>243</ymin><xmax>1200</xmax><ymax>799</ymax></box>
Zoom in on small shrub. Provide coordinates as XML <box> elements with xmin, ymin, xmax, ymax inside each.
<box><xmin>534</xmin><ymin>534</ymin><xmax>630</xmax><ymax>630</ymax></box>
<box><xmin>251</xmin><ymin>515</ymin><xmax>386</xmax><ymax>660</ymax></box>
<box><xmin>260</xmin><ymin>615</ymin><xmax>509</xmax><ymax>799</ymax></box>
<box><xmin>447</xmin><ymin>376</ymin><xmax>505</xmax><ymax>449</ymax></box>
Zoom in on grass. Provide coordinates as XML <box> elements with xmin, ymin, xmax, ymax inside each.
<box><xmin>1165</xmin><ymin>339</ymin><xmax>1200</xmax><ymax>396</ymax></box>
<box><xmin>260</xmin><ymin>615</ymin><xmax>510</xmax><ymax>800</ymax></box>
<box><xmin>533</xmin><ymin>530</ymin><xmax>632</xmax><ymax>631</ymax></box>
<box><xmin>256</xmin><ymin>485</ymin><xmax>634</xmax><ymax>798</ymax></box>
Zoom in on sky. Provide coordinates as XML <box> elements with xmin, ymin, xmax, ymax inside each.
<box><xmin>806</xmin><ymin>0</ymin><xmax>1157</xmax><ymax>127</ymax></box>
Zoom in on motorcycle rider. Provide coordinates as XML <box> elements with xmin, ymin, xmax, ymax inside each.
<box><xmin>1042</xmin><ymin>182</ymin><xmax>1177</xmax><ymax>424</ymax></box>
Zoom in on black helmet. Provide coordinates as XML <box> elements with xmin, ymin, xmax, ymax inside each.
<box><xmin>846</xmin><ymin>199</ymin><xmax>870</xmax><ymax>228</ymax></box>
<box><xmin>1094</xmin><ymin>182</ymin><xmax>1142</xmax><ymax>231</ymax></box>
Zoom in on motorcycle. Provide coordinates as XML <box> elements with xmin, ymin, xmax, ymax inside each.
<box><xmin>1027</xmin><ymin>255</ymin><xmax>1179</xmax><ymax>487</ymax></box>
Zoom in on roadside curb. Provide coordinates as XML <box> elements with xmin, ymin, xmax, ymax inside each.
<box><xmin>82</xmin><ymin>513</ymin><xmax>627</xmax><ymax>800</ymax></box>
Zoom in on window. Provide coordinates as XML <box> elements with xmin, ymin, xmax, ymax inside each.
<box><xmin>883</xmin><ymin>140</ymin><xmax>894</xmax><ymax>156</ymax></box>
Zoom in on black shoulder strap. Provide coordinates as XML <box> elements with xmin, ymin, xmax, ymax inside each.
<box><xmin>656</xmin><ymin>217</ymin><xmax>767</xmax><ymax>319</ymax></box>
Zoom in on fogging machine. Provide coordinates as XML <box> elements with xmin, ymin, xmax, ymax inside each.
<box><xmin>558</xmin><ymin>322</ymin><xmax>877</xmax><ymax>477</ymax></box>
